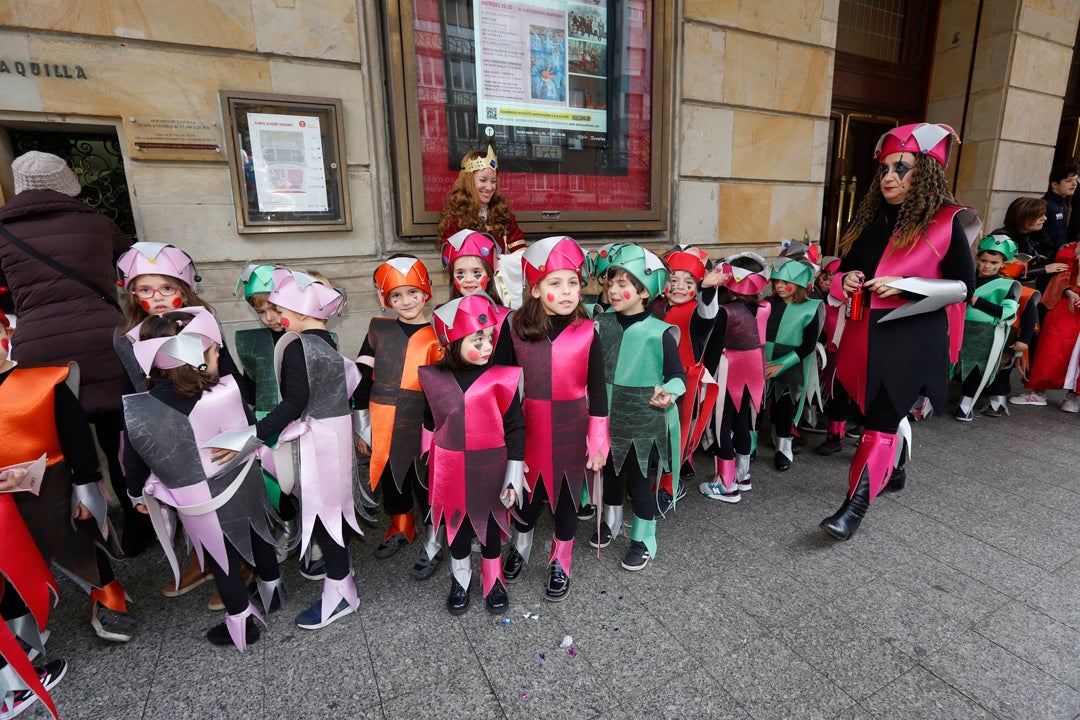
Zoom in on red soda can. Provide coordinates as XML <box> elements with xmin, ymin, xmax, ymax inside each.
<box><xmin>846</xmin><ymin>285</ymin><xmax>867</xmax><ymax>321</ymax></box>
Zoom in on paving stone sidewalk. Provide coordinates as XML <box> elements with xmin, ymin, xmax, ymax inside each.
<box><xmin>24</xmin><ymin>394</ymin><xmax>1080</xmax><ymax>719</ymax></box>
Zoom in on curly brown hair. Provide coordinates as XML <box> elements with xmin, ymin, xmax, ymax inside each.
<box><xmin>839</xmin><ymin>153</ymin><xmax>957</xmax><ymax>255</ymax></box>
<box><xmin>437</xmin><ymin>155</ymin><xmax>516</xmax><ymax>248</ymax></box>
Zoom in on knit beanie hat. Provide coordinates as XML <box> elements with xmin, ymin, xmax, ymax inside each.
<box><xmin>12</xmin><ymin>151</ymin><xmax>81</xmax><ymax>197</ymax></box>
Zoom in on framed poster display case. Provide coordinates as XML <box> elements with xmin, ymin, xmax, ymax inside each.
<box><xmin>382</xmin><ymin>0</ymin><xmax>673</xmax><ymax>238</ymax></box>
<box><xmin>220</xmin><ymin>90</ymin><xmax>352</xmax><ymax>234</ymax></box>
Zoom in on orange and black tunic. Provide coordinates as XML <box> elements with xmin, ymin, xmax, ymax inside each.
<box><xmin>1</xmin><ymin>364</ymin><xmax>104</xmax><ymax>587</ymax></box>
<box><xmin>356</xmin><ymin>318</ymin><xmax>444</xmax><ymax>492</ymax></box>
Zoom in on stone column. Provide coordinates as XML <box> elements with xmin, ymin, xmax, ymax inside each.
<box><xmin>928</xmin><ymin>0</ymin><xmax>1080</xmax><ymax>229</ymax></box>
<box><xmin>675</xmin><ymin>0</ymin><xmax>839</xmax><ymax>252</ymax></box>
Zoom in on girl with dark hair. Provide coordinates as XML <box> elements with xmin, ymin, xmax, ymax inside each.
<box><xmin>123</xmin><ymin>310</ymin><xmax>281</xmax><ymax>650</ymax></box>
<box><xmin>495</xmin><ymin>236</ymin><xmax>608</xmax><ymax>603</ymax></box>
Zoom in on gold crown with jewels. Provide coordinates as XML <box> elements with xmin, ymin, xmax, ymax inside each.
<box><xmin>461</xmin><ymin>145</ymin><xmax>498</xmax><ymax>173</ymax></box>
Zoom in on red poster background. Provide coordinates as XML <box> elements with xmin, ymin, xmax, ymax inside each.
<box><xmin>413</xmin><ymin>0</ymin><xmax>654</xmax><ymax>215</ymax></box>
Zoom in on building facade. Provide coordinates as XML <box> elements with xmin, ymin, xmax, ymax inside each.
<box><xmin>1</xmin><ymin>1</ymin><xmax>1078</xmax><ymax>350</ymax></box>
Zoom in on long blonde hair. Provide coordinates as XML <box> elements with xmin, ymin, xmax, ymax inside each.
<box><xmin>839</xmin><ymin>154</ymin><xmax>956</xmax><ymax>255</ymax></box>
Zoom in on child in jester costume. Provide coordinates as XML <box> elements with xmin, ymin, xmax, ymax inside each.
<box><xmin>355</xmin><ymin>256</ymin><xmax>446</xmax><ymax>579</ymax></box>
<box><xmin>953</xmin><ymin>236</ymin><xmax>1022</xmax><ymax>421</ymax></box>
<box><xmin>653</xmin><ymin>244</ymin><xmax>719</xmax><ymax>511</ymax></box>
<box><xmin>765</xmin><ymin>245</ymin><xmax>825</xmax><ymax>471</ymax></box>
<box><xmin>234</xmin><ymin>264</ymin><xmax>290</xmax><ymax>513</ymax></box>
<box><xmin>592</xmin><ymin>244</ymin><xmax>685</xmax><ymax>571</ymax></box>
<box><xmin>983</xmin><ymin>252</ymin><xmax>1042</xmax><ymax>416</ymax></box>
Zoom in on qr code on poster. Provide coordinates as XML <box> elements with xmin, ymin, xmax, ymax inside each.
<box><xmin>485</xmin><ymin>107</ymin><xmax>498</xmax><ymax>120</ymax></box>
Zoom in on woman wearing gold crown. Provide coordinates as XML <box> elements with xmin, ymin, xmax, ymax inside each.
<box><xmin>439</xmin><ymin>146</ymin><xmax>528</xmax><ymax>307</ymax></box>
<box><xmin>438</xmin><ymin>145</ymin><xmax>526</xmax><ymax>255</ymax></box>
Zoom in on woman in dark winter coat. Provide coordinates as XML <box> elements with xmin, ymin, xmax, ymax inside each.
<box><xmin>0</xmin><ymin>151</ymin><xmax>146</xmax><ymax>552</ymax></box>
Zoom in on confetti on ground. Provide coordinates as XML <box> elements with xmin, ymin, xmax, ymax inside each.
<box><xmin>560</xmin><ymin>635</ymin><xmax>573</xmax><ymax>648</ymax></box>
<box><xmin>567</xmin><ymin>646</ymin><xmax>576</xmax><ymax>656</ymax></box>
<box><xmin>521</xmin><ymin>693</ymin><xmax>528</xmax><ymax>700</ymax></box>
<box><xmin>500</xmin><ymin>618</ymin><xmax>512</xmax><ymax>625</ymax></box>
<box><xmin>538</xmin><ymin>653</ymin><xmax>546</xmax><ymax>660</ymax></box>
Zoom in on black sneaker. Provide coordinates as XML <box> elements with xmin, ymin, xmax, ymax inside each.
<box><xmin>206</xmin><ymin>617</ymin><xmax>261</xmax><ymax>647</ymax></box>
<box><xmin>576</xmin><ymin>504</ymin><xmax>595</xmax><ymax>521</ymax></box>
<box><xmin>845</xmin><ymin>423</ymin><xmax>864</xmax><ymax>439</ymax></box>
<box><xmin>588</xmin><ymin>521</ymin><xmax>612</xmax><ymax>549</ymax></box>
<box><xmin>485</xmin><ymin>579</ymin><xmax>509</xmax><ymax>615</ymax></box>
<box><xmin>620</xmin><ymin>541</ymin><xmax>650</xmax><ymax>571</ymax></box>
<box><xmin>503</xmin><ymin>548</ymin><xmax>526</xmax><ymax>583</ymax></box>
<box><xmin>774</xmin><ymin>451</ymin><xmax>791</xmax><ymax>472</ymax></box>
<box><xmin>1</xmin><ymin>659</ymin><xmax>68</xmax><ymax>718</ymax></box>
<box><xmin>299</xmin><ymin>555</ymin><xmax>327</xmax><ymax>580</ymax></box>
<box><xmin>447</xmin><ymin>578</ymin><xmax>470</xmax><ymax>616</ymax></box>
<box><xmin>411</xmin><ymin>548</ymin><xmax>443</xmax><ymax>580</ymax></box>
<box><xmin>374</xmin><ymin>532</ymin><xmax>409</xmax><ymax>559</ymax></box>
<box><xmin>545</xmin><ymin>561</ymin><xmax>570</xmax><ymax>602</ymax></box>
<box><xmin>679</xmin><ymin>460</ymin><xmax>695</xmax><ymax>479</ymax></box>
<box><xmin>815</xmin><ymin>434</ymin><xmax>844</xmax><ymax>456</ymax></box>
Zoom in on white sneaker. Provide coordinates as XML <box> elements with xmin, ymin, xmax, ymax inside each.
<box><xmin>699</xmin><ymin>480</ymin><xmax>741</xmax><ymax>504</ymax></box>
<box><xmin>1009</xmin><ymin>391</ymin><xmax>1047</xmax><ymax>406</ymax></box>
<box><xmin>1061</xmin><ymin>392</ymin><xmax>1080</xmax><ymax>413</ymax></box>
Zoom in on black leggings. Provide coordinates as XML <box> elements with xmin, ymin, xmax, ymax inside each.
<box><xmin>513</xmin><ymin>476</ymin><xmax>578</xmax><ymax>541</ymax></box>
<box><xmin>381</xmin><ymin>464</ymin><xmax>431</xmax><ymax>521</ymax></box>
<box><xmin>603</xmin><ymin>451</ymin><xmax>657</xmax><ymax>521</ymax></box>
<box><xmin>202</xmin><ymin>530</ymin><xmax>280</xmax><ymax>615</ymax></box>
<box><xmin>312</xmin><ymin>518</ymin><xmax>351</xmax><ymax>581</ymax></box>
<box><xmin>960</xmin><ymin>369</ymin><xmax>982</xmax><ymax>398</ymax></box>
<box><xmin>862</xmin><ymin>393</ymin><xmax>903</xmax><ymax>434</ymax></box>
<box><xmin>707</xmin><ymin>394</ymin><xmax>754</xmax><ymax>460</ymax></box>
<box><xmin>449</xmin><ymin>515</ymin><xmax>502</xmax><ymax>561</ymax></box>
<box><xmin>771</xmin><ymin>394</ymin><xmax>793</xmax><ymax>439</ymax></box>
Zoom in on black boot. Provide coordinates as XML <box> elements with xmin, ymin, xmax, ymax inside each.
<box><xmin>820</xmin><ymin>471</ymin><xmax>870</xmax><ymax>541</ymax></box>
<box><xmin>545</xmin><ymin>560</ymin><xmax>570</xmax><ymax>602</ymax></box>
<box><xmin>503</xmin><ymin>548</ymin><xmax>525</xmax><ymax>582</ymax></box>
<box><xmin>446</xmin><ymin>578</ymin><xmax>470</xmax><ymax>616</ymax></box>
<box><xmin>484</xmin><ymin>579</ymin><xmax>509</xmax><ymax>615</ymax></box>
<box><xmin>815</xmin><ymin>433</ymin><xmax>844</xmax><ymax>456</ymax></box>
<box><xmin>883</xmin><ymin>462</ymin><xmax>906</xmax><ymax>492</ymax></box>
<box><xmin>883</xmin><ymin>439</ymin><xmax>908</xmax><ymax>493</ymax></box>
<box><xmin>774</xmin><ymin>451</ymin><xmax>791</xmax><ymax>472</ymax></box>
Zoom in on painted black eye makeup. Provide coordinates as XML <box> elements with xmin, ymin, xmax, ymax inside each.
<box><xmin>885</xmin><ymin>160</ymin><xmax>914</xmax><ymax>180</ymax></box>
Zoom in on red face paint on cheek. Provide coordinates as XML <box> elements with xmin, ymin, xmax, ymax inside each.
<box><xmin>622</xmin><ymin>290</ymin><xmax>632</xmax><ymax>300</ymax></box>
<box><xmin>1</xmin><ymin>338</ymin><xmax>8</xmax><ymax>352</ymax></box>
<box><xmin>280</xmin><ymin>317</ymin><xmax>290</xmax><ymax>329</ymax></box>
<box><xmin>546</xmin><ymin>293</ymin><xmax>555</xmax><ymax>303</ymax></box>
<box><xmin>140</xmin><ymin>299</ymin><xmax>152</xmax><ymax>311</ymax></box>
<box><xmin>689</xmin><ymin>289</ymin><xmax>696</xmax><ymax>299</ymax></box>
<box><xmin>478</xmin><ymin>275</ymin><xmax>489</xmax><ymax>289</ymax></box>
<box><xmin>171</xmin><ymin>297</ymin><xmax>183</xmax><ymax>309</ymax></box>
<box><xmin>466</xmin><ymin>348</ymin><xmax>481</xmax><ymax>362</ymax></box>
